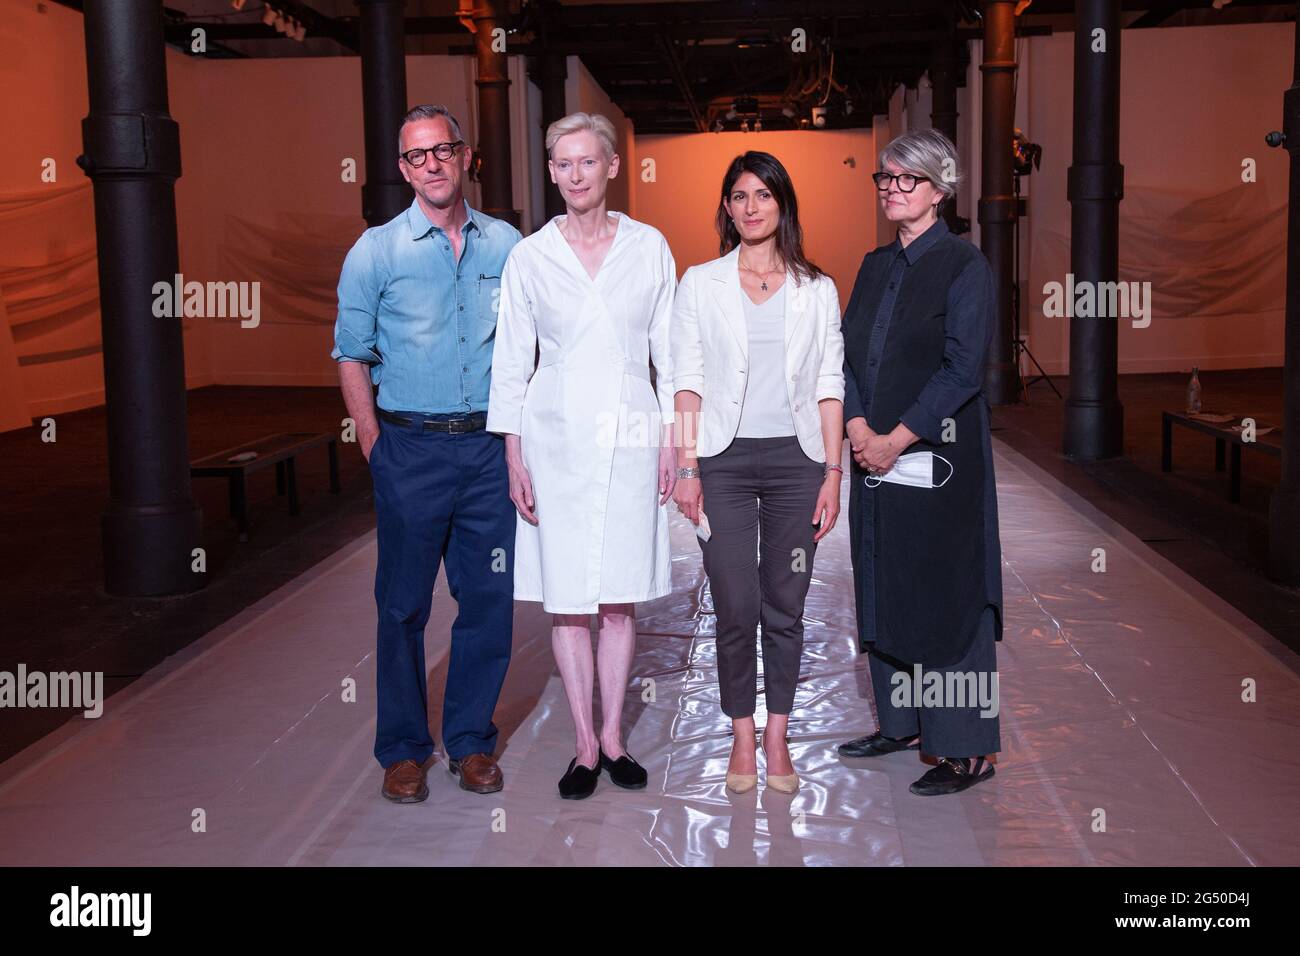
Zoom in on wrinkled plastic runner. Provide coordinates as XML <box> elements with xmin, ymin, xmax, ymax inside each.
<box><xmin>1</xmin><ymin>442</ymin><xmax>1296</xmax><ymax>866</ymax></box>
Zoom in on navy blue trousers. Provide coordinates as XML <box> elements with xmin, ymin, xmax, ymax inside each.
<box><xmin>369</xmin><ymin>415</ymin><xmax>516</xmax><ymax>768</ymax></box>
<box><xmin>867</xmin><ymin>605</ymin><xmax>1001</xmax><ymax>758</ymax></box>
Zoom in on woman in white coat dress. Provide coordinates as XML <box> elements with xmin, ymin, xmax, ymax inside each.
<box><xmin>487</xmin><ymin>112</ymin><xmax>677</xmax><ymax>800</ymax></box>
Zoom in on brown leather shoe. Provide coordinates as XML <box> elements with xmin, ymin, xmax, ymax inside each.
<box><xmin>448</xmin><ymin>753</ymin><xmax>504</xmax><ymax>794</ymax></box>
<box><xmin>381</xmin><ymin>758</ymin><xmax>429</xmax><ymax>803</ymax></box>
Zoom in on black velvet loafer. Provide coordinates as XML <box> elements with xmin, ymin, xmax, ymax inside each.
<box><xmin>909</xmin><ymin>757</ymin><xmax>995</xmax><ymax>796</ymax></box>
<box><xmin>599</xmin><ymin>748</ymin><xmax>648</xmax><ymax>790</ymax></box>
<box><xmin>558</xmin><ymin>757</ymin><xmax>601</xmax><ymax>800</ymax></box>
<box><xmin>837</xmin><ymin>730</ymin><xmax>921</xmax><ymax>758</ymax></box>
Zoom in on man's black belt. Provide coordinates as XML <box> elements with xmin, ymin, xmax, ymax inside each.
<box><xmin>378</xmin><ymin>409</ymin><xmax>488</xmax><ymax>434</ymax></box>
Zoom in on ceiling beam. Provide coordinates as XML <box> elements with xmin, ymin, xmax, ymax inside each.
<box><xmin>1128</xmin><ymin>1</ymin><xmax>1190</xmax><ymax>27</ymax></box>
<box><xmin>657</xmin><ymin>34</ymin><xmax>709</xmax><ymax>132</ymax></box>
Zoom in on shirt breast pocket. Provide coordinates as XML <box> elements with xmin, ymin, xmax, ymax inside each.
<box><xmin>477</xmin><ymin>273</ymin><xmax>502</xmax><ymax>326</ymax></box>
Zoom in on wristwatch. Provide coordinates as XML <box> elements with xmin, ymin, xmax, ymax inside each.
<box><xmin>677</xmin><ymin>466</ymin><xmax>700</xmax><ymax>479</ymax></box>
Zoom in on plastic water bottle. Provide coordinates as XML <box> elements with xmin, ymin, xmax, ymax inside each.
<box><xmin>1186</xmin><ymin>367</ymin><xmax>1202</xmax><ymax>414</ymax></box>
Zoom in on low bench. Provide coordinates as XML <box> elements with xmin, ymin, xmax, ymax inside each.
<box><xmin>1161</xmin><ymin>410</ymin><xmax>1282</xmax><ymax>503</ymax></box>
<box><xmin>191</xmin><ymin>432</ymin><xmax>340</xmax><ymax>540</ymax></box>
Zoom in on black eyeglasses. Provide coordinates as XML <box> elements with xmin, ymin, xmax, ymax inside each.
<box><xmin>400</xmin><ymin>141</ymin><xmax>464</xmax><ymax>167</ymax></box>
<box><xmin>872</xmin><ymin>171</ymin><xmax>931</xmax><ymax>193</ymax></box>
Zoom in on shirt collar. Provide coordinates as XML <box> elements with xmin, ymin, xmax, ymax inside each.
<box><xmin>894</xmin><ymin>215</ymin><xmax>949</xmax><ymax>265</ymax></box>
<box><xmin>407</xmin><ymin>196</ymin><xmax>482</xmax><ymax>240</ymax></box>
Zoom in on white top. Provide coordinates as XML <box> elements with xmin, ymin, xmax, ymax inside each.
<box><xmin>736</xmin><ymin>286</ymin><xmax>796</xmax><ymax>438</ymax></box>
<box><xmin>486</xmin><ymin>213</ymin><xmax>677</xmax><ymax>613</ymax></box>
<box><xmin>670</xmin><ymin>246</ymin><xmax>846</xmax><ymax>462</ymax></box>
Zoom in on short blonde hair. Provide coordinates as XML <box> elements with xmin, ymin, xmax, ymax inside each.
<box><xmin>546</xmin><ymin>111</ymin><xmax>617</xmax><ymax>159</ymax></box>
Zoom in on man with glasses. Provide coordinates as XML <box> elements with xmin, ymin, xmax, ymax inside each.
<box><xmin>333</xmin><ymin>104</ymin><xmax>522</xmax><ymax>803</ymax></box>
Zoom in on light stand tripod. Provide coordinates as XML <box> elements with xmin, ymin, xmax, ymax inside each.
<box><xmin>1011</xmin><ymin>170</ymin><xmax>1060</xmax><ymax>400</ymax></box>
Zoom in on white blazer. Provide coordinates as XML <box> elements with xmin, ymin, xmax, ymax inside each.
<box><xmin>670</xmin><ymin>246</ymin><xmax>845</xmax><ymax>462</ymax></box>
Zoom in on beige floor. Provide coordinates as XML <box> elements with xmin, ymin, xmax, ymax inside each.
<box><xmin>1</xmin><ymin>441</ymin><xmax>1296</xmax><ymax>866</ymax></box>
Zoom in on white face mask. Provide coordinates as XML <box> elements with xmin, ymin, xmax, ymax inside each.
<box><xmin>864</xmin><ymin>451</ymin><xmax>953</xmax><ymax>489</ymax></box>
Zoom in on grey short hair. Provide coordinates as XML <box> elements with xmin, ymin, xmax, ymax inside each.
<box><xmin>879</xmin><ymin>128</ymin><xmax>962</xmax><ymax>213</ymax></box>
<box><xmin>545</xmin><ymin>111</ymin><xmax>617</xmax><ymax>159</ymax></box>
<box><xmin>398</xmin><ymin>104</ymin><xmax>463</xmax><ymax>152</ymax></box>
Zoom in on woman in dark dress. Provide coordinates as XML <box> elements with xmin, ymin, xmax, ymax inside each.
<box><xmin>835</xmin><ymin>129</ymin><xmax>1004</xmax><ymax>796</ymax></box>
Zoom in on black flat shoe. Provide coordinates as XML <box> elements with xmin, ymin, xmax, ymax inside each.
<box><xmin>558</xmin><ymin>756</ymin><xmax>601</xmax><ymax>799</ymax></box>
<box><xmin>837</xmin><ymin>730</ymin><xmax>921</xmax><ymax>758</ymax></box>
<box><xmin>599</xmin><ymin>748</ymin><xmax>647</xmax><ymax>790</ymax></box>
<box><xmin>909</xmin><ymin>757</ymin><xmax>995</xmax><ymax>796</ymax></box>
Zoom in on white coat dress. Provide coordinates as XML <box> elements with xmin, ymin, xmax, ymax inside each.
<box><xmin>486</xmin><ymin>213</ymin><xmax>677</xmax><ymax>614</ymax></box>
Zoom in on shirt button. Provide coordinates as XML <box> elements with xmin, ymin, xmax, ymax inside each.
<box><xmin>889</xmin><ymin>283</ymin><xmax>896</xmax><ymax>289</ymax></box>
<box><xmin>458</xmin><ymin>305</ymin><xmax>464</xmax><ymax>311</ymax></box>
<box><xmin>462</xmin><ymin>366</ymin><xmax>468</xmax><ymax>372</ymax></box>
<box><xmin>460</xmin><ymin>336</ymin><xmax>466</xmax><ymax>342</ymax></box>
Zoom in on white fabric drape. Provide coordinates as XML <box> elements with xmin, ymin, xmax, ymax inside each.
<box><xmin>1032</xmin><ymin>182</ymin><xmax>1285</xmax><ymax>319</ymax></box>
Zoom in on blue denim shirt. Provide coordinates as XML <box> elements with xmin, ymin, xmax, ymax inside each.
<box><xmin>332</xmin><ymin>197</ymin><xmax>521</xmax><ymax>414</ymax></box>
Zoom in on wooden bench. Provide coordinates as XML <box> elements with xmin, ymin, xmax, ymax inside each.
<box><xmin>1161</xmin><ymin>411</ymin><xmax>1282</xmax><ymax>503</ymax></box>
<box><xmin>191</xmin><ymin>432</ymin><xmax>340</xmax><ymax>540</ymax></box>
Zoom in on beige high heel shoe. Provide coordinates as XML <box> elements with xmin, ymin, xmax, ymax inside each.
<box><xmin>726</xmin><ymin>771</ymin><xmax>758</xmax><ymax>794</ymax></box>
<box><xmin>726</xmin><ymin>730</ymin><xmax>759</xmax><ymax>793</ymax></box>
<box><xmin>763</xmin><ymin>731</ymin><xmax>800</xmax><ymax>793</ymax></box>
<box><xmin>765</xmin><ymin>771</ymin><xmax>800</xmax><ymax>793</ymax></box>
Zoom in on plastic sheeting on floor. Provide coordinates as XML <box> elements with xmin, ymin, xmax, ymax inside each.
<box><xmin>2</xmin><ymin>441</ymin><xmax>1298</xmax><ymax>866</ymax></box>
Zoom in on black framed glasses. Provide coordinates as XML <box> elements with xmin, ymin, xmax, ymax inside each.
<box><xmin>400</xmin><ymin>141</ymin><xmax>464</xmax><ymax>167</ymax></box>
<box><xmin>872</xmin><ymin>171</ymin><xmax>930</xmax><ymax>193</ymax></box>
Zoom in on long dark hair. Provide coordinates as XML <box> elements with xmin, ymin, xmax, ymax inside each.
<box><xmin>714</xmin><ymin>151</ymin><xmax>826</xmax><ymax>286</ymax></box>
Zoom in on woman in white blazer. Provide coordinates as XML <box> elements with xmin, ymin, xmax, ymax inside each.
<box><xmin>488</xmin><ymin>113</ymin><xmax>677</xmax><ymax>800</ymax></box>
<box><xmin>671</xmin><ymin>151</ymin><xmax>845</xmax><ymax>795</ymax></box>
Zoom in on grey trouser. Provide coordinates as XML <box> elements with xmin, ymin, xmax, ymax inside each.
<box><xmin>868</xmin><ymin>605</ymin><xmax>1002</xmax><ymax>758</ymax></box>
<box><xmin>699</xmin><ymin>436</ymin><xmax>825</xmax><ymax>718</ymax></box>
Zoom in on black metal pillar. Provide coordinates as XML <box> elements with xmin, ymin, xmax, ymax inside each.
<box><xmin>979</xmin><ymin>0</ymin><xmax>1019</xmax><ymax>405</ymax></box>
<box><xmin>357</xmin><ymin>0</ymin><xmax>409</xmax><ymax>227</ymax></box>
<box><xmin>533</xmin><ymin>50</ymin><xmax>569</xmax><ymax>221</ymax></box>
<box><xmin>1063</xmin><ymin>0</ymin><xmax>1125</xmax><ymax>460</ymax></box>
<box><xmin>77</xmin><ymin>0</ymin><xmax>203</xmax><ymax>597</ymax></box>
<box><xmin>471</xmin><ymin>0</ymin><xmax>519</xmax><ymax>226</ymax></box>
<box><xmin>930</xmin><ymin>3</ymin><xmax>960</xmax><ymax>233</ymax></box>
<box><xmin>1269</xmin><ymin>4</ymin><xmax>1300</xmax><ymax>583</ymax></box>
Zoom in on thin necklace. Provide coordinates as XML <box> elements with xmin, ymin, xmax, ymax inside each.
<box><xmin>739</xmin><ymin>257</ymin><xmax>783</xmax><ymax>292</ymax></box>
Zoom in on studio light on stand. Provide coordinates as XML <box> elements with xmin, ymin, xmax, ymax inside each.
<box><xmin>1011</xmin><ymin>128</ymin><xmax>1059</xmax><ymax>400</ymax></box>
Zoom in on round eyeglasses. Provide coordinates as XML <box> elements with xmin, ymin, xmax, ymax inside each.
<box><xmin>872</xmin><ymin>171</ymin><xmax>931</xmax><ymax>193</ymax></box>
<box><xmin>400</xmin><ymin>141</ymin><xmax>464</xmax><ymax>167</ymax></box>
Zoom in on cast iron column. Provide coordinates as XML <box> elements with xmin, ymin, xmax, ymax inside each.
<box><xmin>1064</xmin><ymin>0</ymin><xmax>1125</xmax><ymax>460</ymax></box>
<box><xmin>358</xmin><ymin>0</ymin><xmax>409</xmax><ymax>226</ymax></box>
<box><xmin>77</xmin><ymin>0</ymin><xmax>203</xmax><ymax>596</ymax></box>
<box><xmin>471</xmin><ymin>0</ymin><xmax>518</xmax><ymax>226</ymax></box>
<box><xmin>931</xmin><ymin>4</ymin><xmax>960</xmax><ymax>233</ymax></box>
<box><xmin>536</xmin><ymin>50</ymin><xmax>568</xmax><ymax>221</ymax></box>
<box><xmin>979</xmin><ymin>0</ymin><xmax>1019</xmax><ymax>404</ymax></box>
<box><xmin>1268</xmin><ymin>3</ymin><xmax>1300</xmax><ymax>583</ymax></box>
